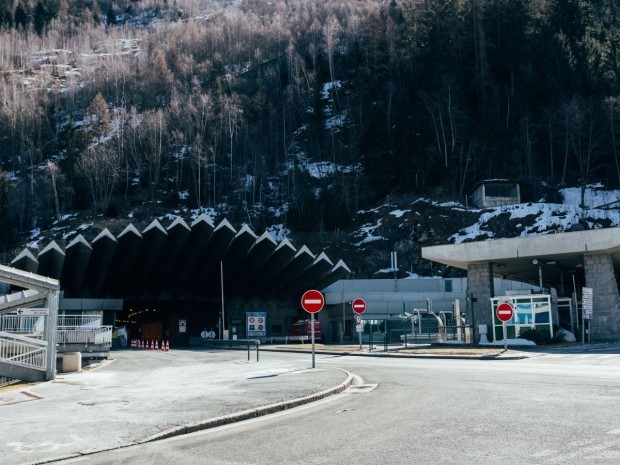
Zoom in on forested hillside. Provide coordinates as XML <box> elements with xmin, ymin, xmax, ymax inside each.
<box><xmin>1</xmin><ymin>0</ymin><xmax>620</xmax><ymax>257</ymax></box>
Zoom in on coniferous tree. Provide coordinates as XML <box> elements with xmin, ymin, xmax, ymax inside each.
<box><xmin>0</xmin><ymin>0</ymin><xmax>12</xmax><ymax>29</ymax></box>
<box><xmin>14</xmin><ymin>1</ymin><xmax>31</xmax><ymax>32</ymax></box>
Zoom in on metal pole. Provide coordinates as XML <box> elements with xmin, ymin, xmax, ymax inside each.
<box><xmin>359</xmin><ymin>318</ymin><xmax>362</xmax><ymax>349</ymax></box>
<box><xmin>341</xmin><ymin>282</ymin><xmax>345</xmax><ymax>343</ymax></box>
<box><xmin>572</xmin><ymin>274</ymin><xmax>579</xmax><ymax>332</ymax></box>
<box><xmin>582</xmin><ymin>314</ymin><xmax>585</xmax><ymax>343</ymax></box>
<box><xmin>384</xmin><ymin>327</ymin><xmax>388</xmax><ymax>351</ymax></box>
<box><xmin>471</xmin><ymin>296</ymin><xmax>476</xmax><ymax>347</ymax></box>
<box><xmin>311</xmin><ymin>312</ymin><xmax>316</xmax><ymax>368</ymax></box>
<box><xmin>220</xmin><ymin>261</ymin><xmax>226</xmax><ymax>340</ymax></box>
<box><xmin>403</xmin><ymin>302</ymin><xmax>407</xmax><ymax>348</ymax></box>
<box><xmin>427</xmin><ymin>299</ymin><xmax>431</xmax><ymax>344</ymax></box>
<box><xmin>538</xmin><ymin>264</ymin><xmax>543</xmax><ymax>292</ymax></box>
<box><xmin>503</xmin><ymin>321</ymin><xmax>507</xmax><ymax>351</ymax></box>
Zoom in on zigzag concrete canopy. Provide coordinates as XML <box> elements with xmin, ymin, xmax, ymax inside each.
<box><xmin>11</xmin><ymin>216</ymin><xmax>351</xmax><ymax>302</ymax></box>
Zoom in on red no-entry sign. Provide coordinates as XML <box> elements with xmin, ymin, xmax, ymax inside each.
<box><xmin>496</xmin><ymin>302</ymin><xmax>514</xmax><ymax>322</ymax></box>
<box><xmin>352</xmin><ymin>298</ymin><xmax>366</xmax><ymax>314</ymax></box>
<box><xmin>301</xmin><ymin>290</ymin><xmax>324</xmax><ymax>313</ymax></box>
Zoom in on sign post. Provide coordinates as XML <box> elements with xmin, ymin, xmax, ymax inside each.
<box><xmin>496</xmin><ymin>301</ymin><xmax>514</xmax><ymax>351</ymax></box>
<box><xmin>352</xmin><ymin>298</ymin><xmax>366</xmax><ymax>349</ymax></box>
<box><xmin>301</xmin><ymin>290</ymin><xmax>324</xmax><ymax>368</ymax></box>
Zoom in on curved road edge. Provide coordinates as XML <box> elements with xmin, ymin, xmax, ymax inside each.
<box><xmin>139</xmin><ymin>368</ymin><xmax>354</xmax><ymax>444</ymax></box>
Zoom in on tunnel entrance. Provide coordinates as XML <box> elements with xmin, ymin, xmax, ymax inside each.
<box><xmin>117</xmin><ymin>300</ymin><xmax>221</xmax><ymax>346</ymax></box>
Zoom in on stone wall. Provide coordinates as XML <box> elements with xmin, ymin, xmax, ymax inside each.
<box><xmin>583</xmin><ymin>253</ymin><xmax>620</xmax><ymax>342</ymax></box>
<box><xmin>466</xmin><ymin>263</ymin><xmax>495</xmax><ymax>337</ymax></box>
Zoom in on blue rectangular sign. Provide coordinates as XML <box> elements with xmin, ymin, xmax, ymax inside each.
<box><xmin>246</xmin><ymin>312</ymin><xmax>267</xmax><ymax>337</ymax></box>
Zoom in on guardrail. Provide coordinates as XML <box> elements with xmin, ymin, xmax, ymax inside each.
<box><xmin>260</xmin><ymin>336</ymin><xmax>309</xmax><ymax>344</ymax></box>
<box><xmin>203</xmin><ymin>339</ymin><xmax>261</xmax><ymax>361</ymax></box>
<box><xmin>0</xmin><ymin>330</ymin><xmax>47</xmax><ymax>371</ymax></box>
<box><xmin>0</xmin><ymin>315</ymin><xmax>44</xmax><ymax>335</ymax></box>
<box><xmin>57</xmin><ymin>315</ymin><xmax>102</xmax><ymax>328</ymax></box>
<box><xmin>0</xmin><ymin>375</ymin><xmax>18</xmax><ymax>388</ymax></box>
<box><xmin>57</xmin><ymin>326</ymin><xmax>113</xmax><ymax>347</ymax></box>
<box><xmin>0</xmin><ymin>314</ymin><xmax>110</xmax><ymax>346</ymax></box>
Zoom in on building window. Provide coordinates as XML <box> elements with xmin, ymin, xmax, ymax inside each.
<box><xmin>445</xmin><ymin>280</ymin><xmax>453</xmax><ymax>292</ymax></box>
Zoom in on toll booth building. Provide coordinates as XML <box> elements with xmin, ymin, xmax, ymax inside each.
<box><xmin>320</xmin><ymin>277</ymin><xmax>539</xmax><ymax>344</ymax></box>
<box><xmin>2</xmin><ymin>215</ymin><xmax>350</xmax><ymax>365</ymax></box>
<box><xmin>422</xmin><ymin>226</ymin><xmax>620</xmax><ymax>343</ymax></box>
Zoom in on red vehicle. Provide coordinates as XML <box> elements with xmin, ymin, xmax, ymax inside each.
<box><xmin>291</xmin><ymin>319</ymin><xmax>323</xmax><ymax>342</ymax></box>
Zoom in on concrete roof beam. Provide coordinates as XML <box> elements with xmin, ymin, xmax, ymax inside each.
<box><xmin>102</xmin><ymin>224</ymin><xmax>142</xmax><ymax>297</ymax></box>
<box><xmin>191</xmin><ymin>219</ymin><xmax>237</xmax><ymax>294</ymax></box>
<box><xmin>10</xmin><ymin>249</ymin><xmax>39</xmax><ymax>274</ymax></box>
<box><xmin>37</xmin><ymin>241</ymin><xmax>65</xmax><ymax>280</ymax></box>
<box><xmin>61</xmin><ymin>235</ymin><xmax>93</xmax><ymax>297</ymax></box>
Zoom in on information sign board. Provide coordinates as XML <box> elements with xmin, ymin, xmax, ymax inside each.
<box><xmin>246</xmin><ymin>312</ymin><xmax>267</xmax><ymax>337</ymax></box>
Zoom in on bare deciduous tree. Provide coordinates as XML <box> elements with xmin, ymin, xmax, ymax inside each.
<box><xmin>76</xmin><ymin>144</ymin><xmax>120</xmax><ymax>213</ymax></box>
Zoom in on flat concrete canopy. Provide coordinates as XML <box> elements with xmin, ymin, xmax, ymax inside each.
<box><xmin>422</xmin><ymin>227</ymin><xmax>620</xmax><ymax>289</ymax></box>
<box><xmin>9</xmin><ymin>216</ymin><xmax>350</xmax><ymax>302</ymax></box>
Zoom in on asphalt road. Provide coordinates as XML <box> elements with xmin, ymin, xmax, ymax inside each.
<box><xmin>48</xmin><ymin>351</ymin><xmax>620</xmax><ymax>465</ymax></box>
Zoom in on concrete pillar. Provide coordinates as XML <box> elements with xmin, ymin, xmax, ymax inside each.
<box><xmin>583</xmin><ymin>253</ymin><xmax>620</xmax><ymax>342</ymax></box>
<box><xmin>466</xmin><ymin>263</ymin><xmax>495</xmax><ymax>341</ymax></box>
<box><xmin>45</xmin><ymin>289</ymin><xmax>59</xmax><ymax>380</ymax></box>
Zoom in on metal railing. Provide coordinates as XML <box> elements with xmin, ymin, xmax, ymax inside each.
<box><xmin>203</xmin><ymin>339</ymin><xmax>261</xmax><ymax>361</ymax></box>
<box><xmin>0</xmin><ymin>375</ymin><xmax>19</xmax><ymax>388</ymax></box>
<box><xmin>57</xmin><ymin>315</ymin><xmax>102</xmax><ymax>328</ymax></box>
<box><xmin>57</xmin><ymin>326</ymin><xmax>113</xmax><ymax>347</ymax></box>
<box><xmin>0</xmin><ymin>315</ymin><xmax>44</xmax><ymax>335</ymax></box>
<box><xmin>0</xmin><ymin>314</ymin><xmax>110</xmax><ymax>346</ymax></box>
<box><xmin>0</xmin><ymin>331</ymin><xmax>47</xmax><ymax>371</ymax></box>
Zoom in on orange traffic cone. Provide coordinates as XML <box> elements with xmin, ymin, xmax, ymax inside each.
<box><xmin>165</xmin><ymin>340</ymin><xmax>170</xmax><ymax>352</ymax></box>
<box><xmin>160</xmin><ymin>340</ymin><xmax>164</xmax><ymax>351</ymax></box>
<box><xmin>141</xmin><ymin>340</ymin><xmax>144</xmax><ymax>349</ymax></box>
<box><xmin>155</xmin><ymin>340</ymin><xmax>159</xmax><ymax>350</ymax></box>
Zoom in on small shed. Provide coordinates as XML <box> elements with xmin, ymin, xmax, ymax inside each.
<box><xmin>471</xmin><ymin>179</ymin><xmax>520</xmax><ymax>208</ymax></box>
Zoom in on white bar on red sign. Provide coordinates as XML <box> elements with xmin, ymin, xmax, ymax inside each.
<box><xmin>305</xmin><ymin>299</ymin><xmax>322</xmax><ymax>304</ymax></box>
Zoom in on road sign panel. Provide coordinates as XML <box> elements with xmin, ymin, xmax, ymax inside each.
<box><xmin>16</xmin><ymin>308</ymin><xmax>49</xmax><ymax>316</ymax></box>
<box><xmin>496</xmin><ymin>302</ymin><xmax>514</xmax><ymax>322</ymax></box>
<box><xmin>301</xmin><ymin>290</ymin><xmax>324</xmax><ymax>313</ymax></box>
<box><xmin>352</xmin><ymin>298</ymin><xmax>366</xmax><ymax>314</ymax></box>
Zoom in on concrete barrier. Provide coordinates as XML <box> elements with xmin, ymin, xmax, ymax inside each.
<box><xmin>63</xmin><ymin>352</ymin><xmax>82</xmax><ymax>372</ymax></box>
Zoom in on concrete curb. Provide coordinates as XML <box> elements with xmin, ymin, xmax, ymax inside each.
<box><xmin>139</xmin><ymin>368</ymin><xmax>354</xmax><ymax>443</ymax></box>
<box><xmin>259</xmin><ymin>347</ymin><xmax>531</xmax><ymax>360</ymax></box>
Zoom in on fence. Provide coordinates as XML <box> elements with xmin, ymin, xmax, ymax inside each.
<box><xmin>203</xmin><ymin>339</ymin><xmax>261</xmax><ymax>361</ymax></box>
<box><xmin>0</xmin><ymin>315</ymin><xmax>44</xmax><ymax>335</ymax></box>
<box><xmin>0</xmin><ymin>375</ymin><xmax>18</xmax><ymax>388</ymax></box>
<box><xmin>57</xmin><ymin>315</ymin><xmax>102</xmax><ymax>328</ymax></box>
<box><xmin>57</xmin><ymin>327</ymin><xmax>113</xmax><ymax>346</ymax></box>
<box><xmin>0</xmin><ymin>314</ymin><xmax>111</xmax><ymax>346</ymax></box>
<box><xmin>0</xmin><ymin>331</ymin><xmax>47</xmax><ymax>371</ymax></box>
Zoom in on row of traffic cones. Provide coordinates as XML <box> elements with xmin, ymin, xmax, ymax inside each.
<box><xmin>131</xmin><ymin>339</ymin><xmax>170</xmax><ymax>351</ymax></box>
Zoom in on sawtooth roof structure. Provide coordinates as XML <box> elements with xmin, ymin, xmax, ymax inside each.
<box><xmin>9</xmin><ymin>215</ymin><xmax>351</xmax><ymax>301</ymax></box>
